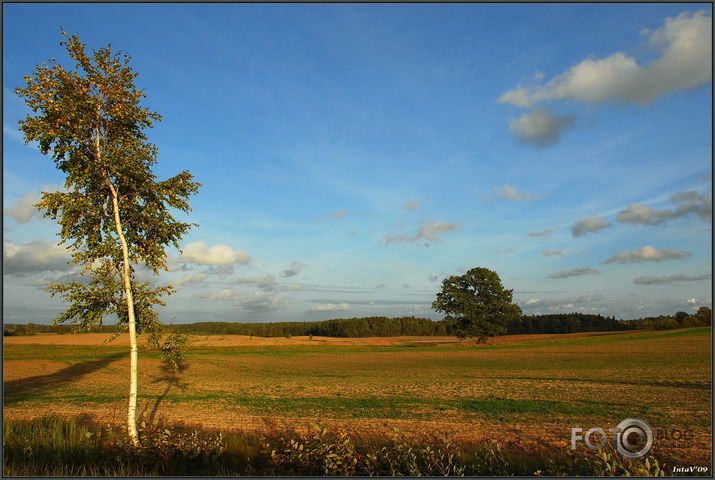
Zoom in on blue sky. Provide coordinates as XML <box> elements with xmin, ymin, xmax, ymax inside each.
<box><xmin>3</xmin><ymin>4</ymin><xmax>712</xmax><ymax>324</ymax></box>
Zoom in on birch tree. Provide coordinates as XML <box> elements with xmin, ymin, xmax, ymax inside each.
<box><xmin>15</xmin><ymin>32</ymin><xmax>200</xmax><ymax>446</ymax></box>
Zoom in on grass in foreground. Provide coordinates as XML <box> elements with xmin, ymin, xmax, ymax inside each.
<box><xmin>3</xmin><ymin>416</ymin><xmax>689</xmax><ymax>476</ymax></box>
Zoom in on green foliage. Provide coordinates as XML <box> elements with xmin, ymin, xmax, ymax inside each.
<box><xmin>14</xmin><ymin>31</ymin><xmax>199</xmax><ymax>361</ymax></box>
<box><xmin>3</xmin><ymin>323</ymin><xmax>38</xmax><ymax>336</ymax></box>
<box><xmin>167</xmin><ymin>316</ymin><xmax>448</xmax><ymax>337</ymax></box>
<box><xmin>625</xmin><ymin>307</ymin><xmax>712</xmax><ymax>331</ymax></box>
<box><xmin>509</xmin><ymin>313</ymin><xmax>626</xmax><ymax>334</ymax></box>
<box><xmin>432</xmin><ymin>267</ymin><xmax>522</xmax><ymax>342</ymax></box>
<box><xmin>2</xmin><ymin>417</ymin><xmax>696</xmax><ymax>476</ymax></box>
<box><xmin>694</xmin><ymin>306</ymin><xmax>712</xmax><ymax>326</ymax></box>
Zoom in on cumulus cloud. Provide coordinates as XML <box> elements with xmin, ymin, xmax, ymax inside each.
<box><xmin>311</xmin><ymin>302</ymin><xmax>349</xmax><ymax>312</ymax></box>
<box><xmin>571</xmin><ymin>215</ymin><xmax>611</xmax><ymax>237</ymax></box>
<box><xmin>616</xmin><ymin>189</ymin><xmax>711</xmax><ymax>225</ymax></box>
<box><xmin>385</xmin><ymin>221</ymin><xmax>460</xmax><ymax>245</ymax></box>
<box><xmin>508</xmin><ymin>108</ymin><xmax>575</xmax><ymax>146</ymax></box>
<box><xmin>4</xmin><ymin>191</ymin><xmax>41</xmax><ymax>223</ymax></box>
<box><xmin>603</xmin><ymin>245</ymin><xmax>692</xmax><ymax>264</ymax></box>
<box><xmin>547</xmin><ymin>266</ymin><xmax>600</xmax><ymax>279</ymax></box>
<box><xmin>499</xmin><ymin>10</ymin><xmax>711</xmax><ymax>107</ymax></box>
<box><xmin>542</xmin><ymin>248</ymin><xmax>565</xmax><ymax>257</ymax></box>
<box><xmin>173</xmin><ymin>272</ymin><xmax>208</xmax><ymax>286</ymax></box>
<box><xmin>3</xmin><ymin>239</ymin><xmax>71</xmax><ymax>275</ymax></box>
<box><xmin>495</xmin><ymin>184</ymin><xmax>547</xmax><ymax>201</ymax></box>
<box><xmin>180</xmin><ymin>241</ymin><xmax>251</xmax><ymax>266</ymax></box>
<box><xmin>403</xmin><ymin>201</ymin><xmax>420</xmax><ymax>211</ymax></box>
<box><xmin>633</xmin><ymin>272</ymin><xmax>711</xmax><ymax>285</ymax></box>
<box><xmin>528</xmin><ymin>229</ymin><xmax>553</xmax><ymax>238</ymax></box>
<box><xmin>282</xmin><ymin>261</ymin><xmax>307</xmax><ymax>278</ymax></box>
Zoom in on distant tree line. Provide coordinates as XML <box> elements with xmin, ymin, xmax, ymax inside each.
<box><xmin>621</xmin><ymin>307</ymin><xmax>711</xmax><ymax>331</ymax></box>
<box><xmin>506</xmin><ymin>313</ymin><xmax>626</xmax><ymax>335</ymax></box>
<box><xmin>5</xmin><ymin>307</ymin><xmax>711</xmax><ymax>338</ymax></box>
<box><xmin>166</xmin><ymin>316</ymin><xmax>449</xmax><ymax>337</ymax></box>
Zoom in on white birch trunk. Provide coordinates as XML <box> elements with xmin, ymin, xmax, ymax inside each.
<box><xmin>109</xmin><ymin>188</ymin><xmax>141</xmax><ymax>446</ymax></box>
<box><xmin>95</xmin><ymin>107</ymin><xmax>140</xmax><ymax>446</ymax></box>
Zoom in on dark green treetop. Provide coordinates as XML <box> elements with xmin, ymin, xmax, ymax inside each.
<box><xmin>432</xmin><ymin>267</ymin><xmax>522</xmax><ymax>342</ymax></box>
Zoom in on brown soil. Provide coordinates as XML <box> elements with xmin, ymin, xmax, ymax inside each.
<box><xmin>3</xmin><ymin>330</ymin><xmax>630</xmax><ymax>347</ymax></box>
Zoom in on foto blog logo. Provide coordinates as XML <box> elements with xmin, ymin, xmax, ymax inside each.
<box><xmin>571</xmin><ymin>418</ymin><xmax>653</xmax><ymax>459</ymax></box>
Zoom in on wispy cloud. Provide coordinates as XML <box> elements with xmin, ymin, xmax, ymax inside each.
<box><xmin>201</xmin><ymin>288</ymin><xmax>286</xmax><ymax>312</ymax></box>
<box><xmin>173</xmin><ymin>272</ymin><xmax>208</xmax><ymax>286</ymax></box>
<box><xmin>528</xmin><ymin>229</ymin><xmax>553</xmax><ymax>238</ymax></box>
<box><xmin>547</xmin><ymin>266</ymin><xmax>600</xmax><ymax>279</ymax></box>
<box><xmin>616</xmin><ymin>189</ymin><xmax>711</xmax><ymax>225</ymax></box>
<box><xmin>603</xmin><ymin>245</ymin><xmax>692</xmax><ymax>264</ymax></box>
<box><xmin>571</xmin><ymin>215</ymin><xmax>611</xmax><ymax>237</ymax></box>
<box><xmin>495</xmin><ymin>184</ymin><xmax>547</xmax><ymax>201</ymax></box>
<box><xmin>4</xmin><ymin>191</ymin><xmax>41</xmax><ymax>223</ymax></box>
<box><xmin>542</xmin><ymin>248</ymin><xmax>565</xmax><ymax>257</ymax></box>
<box><xmin>229</xmin><ymin>274</ymin><xmax>277</xmax><ymax>287</ymax></box>
<box><xmin>282</xmin><ymin>260</ymin><xmax>307</xmax><ymax>278</ymax></box>
<box><xmin>385</xmin><ymin>221</ymin><xmax>460</xmax><ymax>245</ymax></box>
<box><xmin>180</xmin><ymin>241</ymin><xmax>251</xmax><ymax>266</ymax></box>
<box><xmin>633</xmin><ymin>273</ymin><xmax>711</xmax><ymax>285</ymax></box>
<box><xmin>311</xmin><ymin>302</ymin><xmax>349</xmax><ymax>312</ymax></box>
<box><xmin>402</xmin><ymin>201</ymin><xmax>420</xmax><ymax>211</ymax></box>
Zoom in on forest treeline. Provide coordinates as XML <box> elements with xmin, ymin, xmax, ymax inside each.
<box><xmin>5</xmin><ymin>307</ymin><xmax>710</xmax><ymax>337</ymax></box>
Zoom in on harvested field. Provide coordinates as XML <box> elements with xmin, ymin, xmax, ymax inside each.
<box><xmin>2</xmin><ymin>329</ymin><xmax>630</xmax><ymax>347</ymax></box>
<box><xmin>4</xmin><ymin>327</ymin><xmax>712</xmax><ymax>465</ymax></box>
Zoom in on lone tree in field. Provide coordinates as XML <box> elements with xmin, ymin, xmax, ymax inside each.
<box><xmin>432</xmin><ymin>267</ymin><xmax>522</xmax><ymax>343</ymax></box>
<box><xmin>15</xmin><ymin>32</ymin><xmax>200</xmax><ymax>446</ymax></box>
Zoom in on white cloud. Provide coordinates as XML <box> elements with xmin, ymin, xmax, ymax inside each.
<box><xmin>202</xmin><ymin>288</ymin><xmax>286</xmax><ymax>312</ymax></box>
<box><xmin>547</xmin><ymin>266</ymin><xmax>600</xmax><ymax>279</ymax></box>
<box><xmin>499</xmin><ymin>10</ymin><xmax>711</xmax><ymax>107</ymax></box>
<box><xmin>229</xmin><ymin>274</ymin><xmax>276</xmax><ymax>286</ymax></box>
<box><xmin>385</xmin><ymin>221</ymin><xmax>460</xmax><ymax>245</ymax></box>
<box><xmin>282</xmin><ymin>261</ymin><xmax>307</xmax><ymax>278</ymax></box>
<box><xmin>4</xmin><ymin>191</ymin><xmax>41</xmax><ymax>223</ymax></box>
<box><xmin>571</xmin><ymin>215</ymin><xmax>611</xmax><ymax>237</ymax></box>
<box><xmin>311</xmin><ymin>302</ymin><xmax>349</xmax><ymax>312</ymax></box>
<box><xmin>180</xmin><ymin>241</ymin><xmax>251</xmax><ymax>266</ymax></box>
<box><xmin>495</xmin><ymin>184</ymin><xmax>547</xmax><ymax>201</ymax></box>
<box><xmin>528</xmin><ymin>229</ymin><xmax>553</xmax><ymax>238</ymax></box>
<box><xmin>403</xmin><ymin>201</ymin><xmax>420</xmax><ymax>211</ymax></box>
<box><xmin>616</xmin><ymin>189</ymin><xmax>711</xmax><ymax>225</ymax></box>
<box><xmin>603</xmin><ymin>245</ymin><xmax>692</xmax><ymax>264</ymax></box>
<box><xmin>173</xmin><ymin>272</ymin><xmax>208</xmax><ymax>286</ymax></box>
<box><xmin>3</xmin><ymin>239</ymin><xmax>71</xmax><ymax>275</ymax></box>
<box><xmin>331</xmin><ymin>210</ymin><xmax>347</xmax><ymax>219</ymax></box>
<box><xmin>508</xmin><ymin>108</ymin><xmax>575</xmax><ymax>146</ymax></box>
<box><xmin>542</xmin><ymin>248</ymin><xmax>565</xmax><ymax>257</ymax></box>
<box><xmin>633</xmin><ymin>273</ymin><xmax>711</xmax><ymax>285</ymax></box>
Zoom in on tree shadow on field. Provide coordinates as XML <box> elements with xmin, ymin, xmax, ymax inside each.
<box><xmin>140</xmin><ymin>360</ymin><xmax>190</xmax><ymax>424</ymax></box>
<box><xmin>4</xmin><ymin>352</ymin><xmax>127</xmax><ymax>405</ymax></box>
